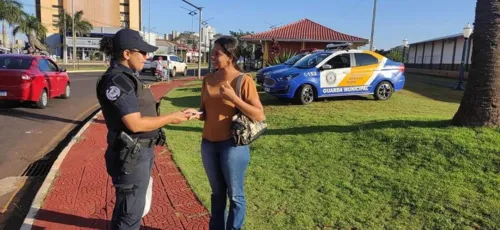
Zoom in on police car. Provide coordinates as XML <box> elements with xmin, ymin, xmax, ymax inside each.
<box><xmin>262</xmin><ymin>43</ymin><xmax>405</xmax><ymax>105</ymax></box>
<box><xmin>256</xmin><ymin>48</ymin><xmax>319</xmax><ymax>85</ymax></box>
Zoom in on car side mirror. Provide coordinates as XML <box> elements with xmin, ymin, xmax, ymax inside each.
<box><xmin>321</xmin><ymin>64</ymin><xmax>332</xmax><ymax>70</ymax></box>
<box><xmin>60</xmin><ymin>67</ymin><xmax>66</xmax><ymax>72</ymax></box>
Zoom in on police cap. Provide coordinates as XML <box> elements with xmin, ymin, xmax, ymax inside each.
<box><xmin>113</xmin><ymin>28</ymin><xmax>158</xmax><ymax>53</ymax></box>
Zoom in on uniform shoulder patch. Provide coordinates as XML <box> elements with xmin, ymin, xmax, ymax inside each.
<box><xmin>111</xmin><ymin>74</ymin><xmax>135</xmax><ymax>93</ymax></box>
<box><xmin>106</xmin><ymin>85</ymin><xmax>121</xmax><ymax>101</ymax></box>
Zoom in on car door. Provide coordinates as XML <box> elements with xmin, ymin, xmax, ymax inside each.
<box><xmin>176</xmin><ymin>56</ymin><xmax>186</xmax><ymax>71</ymax></box>
<box><xmin>38</xmin><ymin>59</ymin><xmax>58</xmax><ymax>96</ymax></box>
<box><xmin>318</xmin><ymin>53</ymin><xmax>352</xmax><ymax>95</ymax></box>
<box><xmin>171</xmin><ymin>56</ymin><xmax>179</xmax><ymax>72</ymax></box>
<box><xmin>347</xmin><ymin>52</ymin><xmax>382</xmax><ymax>90</ymax></box>
<box><xmin>46</xmin><ymin>59</ymin><xmax>64</xmax><ymax>95</ymax></box>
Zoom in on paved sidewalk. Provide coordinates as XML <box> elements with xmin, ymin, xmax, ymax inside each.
<box><xmin>29</xmin><ymin>78</ymin><xmax>210</xmax><ymax>229</ymax></box>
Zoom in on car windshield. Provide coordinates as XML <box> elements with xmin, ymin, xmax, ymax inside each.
<box><xmin>0</xmin><ymin>56</ymin><xmax>32</xmax><ymax>70</ymax></box>
<box><xmin>284</xmin><ymin>54</ymin><xmax>306</xmax><ymax>65</ymax></box>
<box><xmin>293</xmin><ymin>53</ymin><xmax>330</xmax><ymax>68</ymax></box>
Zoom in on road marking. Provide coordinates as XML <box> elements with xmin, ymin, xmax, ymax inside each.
<box><xmin>0</xmin><ymin>176</ymin><xmax>28</xmax><ymax>213</ymax></box>
<box><xmin>0</xmin><ymin>103</ymin><xmax>100</xmax><ymax>213</ymax></box>
<box><xmin>32</xmin><ymin>103</ymin><xmax>100</xmax><ymax>162</ymax></box>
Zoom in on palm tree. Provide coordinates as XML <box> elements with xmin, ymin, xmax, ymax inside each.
<box><xmin>452</xmin><ymin>0</ymin><xmax>500</xmax><ymax>127</ymax></box>
<box><xmin>0</xmin><ymin>0</ymin><xmax>24</xmax><ymax>48</ymax></box>
<box><xmin>12</xmin><ymin>13</ymin><xmax>48</xmax><ymax>53</ymax></box>
<box><xmin>57</xmin><ymin>10</ymin><xmax>93</xmax><ymax>37</ymax></box>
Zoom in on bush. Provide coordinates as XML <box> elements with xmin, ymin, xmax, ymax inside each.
<box><xmin>267</xmin><ymin>49</ymin><xmax>296</xmax><ymax>66</ymax></box>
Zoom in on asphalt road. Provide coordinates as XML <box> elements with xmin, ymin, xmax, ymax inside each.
<box><xmin>0</xmin><ymin>72</ymin><xmax>102</xmax><ymax>180</ymax></box>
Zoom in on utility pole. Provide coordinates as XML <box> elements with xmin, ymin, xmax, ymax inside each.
<box><xmin>148</xmin><ymin>0</ymin><xmax>151</xmax><ymax>44</ymax></box>
<box><xmin>72</xmin><ymin>0</ymin><xmax>76</xmax><ymax>69</ymax></box>
<box><xmin>369</xmin><ymin>0</ymin><xmax>377</xmax><ymax>51</ymax></box>
<box><xmin>182</xmin><ymin>0</ymin><xmax>203</xmax><ymax>79</ymax></box>
<box><xmin>63</xmin><ymin>9</ymin><xmax>67</xmax><ymax>64</ymax></box>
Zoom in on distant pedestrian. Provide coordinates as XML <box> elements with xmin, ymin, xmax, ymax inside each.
<box><xmin>96</xmin><ymin>28</ymin><xmax>197</xmax><ymax>230</ymax></box>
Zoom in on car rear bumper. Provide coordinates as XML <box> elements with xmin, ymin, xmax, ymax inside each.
<box><xmin>0</xmin><ymin>84</ymin><xmax>34</xmax><ymax>101</ymax></box>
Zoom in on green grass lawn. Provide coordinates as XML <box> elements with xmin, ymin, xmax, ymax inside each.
<box><xmin>160</xmin><ymin>73</ymin><xmax>500</xmax><ymax>229</ymax></box>
<box><xmin>187</xmin><ymin>63</ymin><xmax>208</xmax><ymax>69</ymax></box>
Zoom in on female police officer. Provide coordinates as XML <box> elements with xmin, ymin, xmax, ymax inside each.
<box><xmin>96</xmin><ymin>28</ymin><xmax>194</xmax><ymax>229</ymax></box>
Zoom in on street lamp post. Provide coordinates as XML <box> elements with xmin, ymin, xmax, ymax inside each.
<box><xmin>402</xmin><ymin>38</ymin><xmax>408</xmax><ymax>63</ymax></box>
<box><xmin>182</xmin><ymin>0</ymin><xmax>203</xmax><ymax>79</ymax></box>
<box><xmin>208</xmin><ymin>38</ymin><xmax>213</xmax><ymax>72</ymax></box>
<box><xmin>455</xmin><ymin>23</ymin><xmax>473</xmax><ymax>90</ymax></box>
<box><xmin>72</xmin><ymin>0</ymin><xmax>76</xmax><ymax>69</ymax></box>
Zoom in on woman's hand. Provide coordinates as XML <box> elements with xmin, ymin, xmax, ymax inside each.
<box><xmin>168</xmin><ymin>111</ymin><xmax>190</xmax><ymax>124</ymax></box>
<box><xmin>182</xmin><ymin>108</ymin><xmax>203</xmax><ymax>120</ymax></box>
<box><xmin>220</xmin><ymin>81</ymin><xmax>238</xmax><ymax>102</ymax></box>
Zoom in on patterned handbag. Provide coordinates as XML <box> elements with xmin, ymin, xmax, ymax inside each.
<box><xmin>231</xmin><ymin>74</ymin><xmax>268</xmax><ymax>146</ymax></box>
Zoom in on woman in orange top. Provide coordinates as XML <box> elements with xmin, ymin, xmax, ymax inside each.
<box><xmin>190</xmin><ymin>36</ymin><xmax>264</xmax><ymax>230</ymax></box>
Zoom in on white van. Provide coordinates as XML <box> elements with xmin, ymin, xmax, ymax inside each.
<box><xmin>148</xmin><ymin>54</ymin><xmax>188</xmax><ymax>77</ymax></box>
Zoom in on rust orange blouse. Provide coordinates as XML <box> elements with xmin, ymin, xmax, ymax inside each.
<box><xmin>200</xmin><ymin>73</ymin><xmax>259</xmax><ymax>142</ymax></box>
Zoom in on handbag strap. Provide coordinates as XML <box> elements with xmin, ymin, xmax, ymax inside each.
<box><xmin>235</xmin><ymin>73</ymin><xmax>245</xmax><ymax>113</ymax></box>
<box><xmin>236</xmin><ymin>73</ymin><xmax>245</xmax><ymax>98</ymax></box>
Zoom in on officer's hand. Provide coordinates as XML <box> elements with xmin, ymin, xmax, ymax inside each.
<box><xmin>220</xmin><ymin>81</ymin><xmax>238</xmax><ymax>102</ymax></box>
<box><xmin>169</xmin><ymin>111</ymin><xmax>190</xmax><ymax>124</ymax></box>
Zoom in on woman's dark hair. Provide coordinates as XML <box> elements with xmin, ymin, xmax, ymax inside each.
<box><xmin>99</xmin><ymin>36</ymin><xmax>123</xmax><ymax>60</ymax></box>
<box><xmin>214</xmin><ymin>36</ymin><xmax>242</xmax><ymax>71</ymax></box>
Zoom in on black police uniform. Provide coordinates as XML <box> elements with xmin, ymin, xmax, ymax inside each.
<box><xmin>97</xmin><ymin>60</ymin><xmax>160</xmax><ymax>229</ymax></box>
<box><xmin>95</xmin><ymin>28</ymin><xmax>162</xmax><ymax>230</ymax></box>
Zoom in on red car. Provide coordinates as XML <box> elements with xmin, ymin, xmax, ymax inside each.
<box><xmin>0</xmin><ymin>54</ymin><xmax>70</xmax><ymax>108</ymax></box>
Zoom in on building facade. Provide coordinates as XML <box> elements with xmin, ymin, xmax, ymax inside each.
<box><xmin>240</xmin><ymin>19</ymin><xmax>368</xmax><ymax>65</ymax></box>
<box><xmin>36</xmin><ymin>0</ymin><xmax>141</xmax><ymax>34</ymax></box>
<box><xmin>36</xmin><ymin>0</ymin><xmax>142</xmax><ymax>61</ymax></box>
<box><xmin>406</xmin><ymin>33</ymin><xmax>473</xmax><ymax>79</ymax></box>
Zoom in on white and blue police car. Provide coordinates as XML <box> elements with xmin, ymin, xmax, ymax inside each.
<box><xmin>256</xmin><ymin>48</ymin><xmax>320</xmax><ymax>85</ymax></box>
<box><xmin>262</xmin><ymin>43</ymin><xmax>406</xmax><ymax>105</ymax></box>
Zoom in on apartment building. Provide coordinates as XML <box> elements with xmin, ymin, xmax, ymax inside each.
<box><xmin>36</xmin><ymin>0</ymin><xmax>142</xmax><ymax>60</ymax></box>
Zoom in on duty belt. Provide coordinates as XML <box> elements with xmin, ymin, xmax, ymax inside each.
<box><xmin>137</xmin><ymin>137</ymin><xmax>157</xmax><ymax>148</ymax></box>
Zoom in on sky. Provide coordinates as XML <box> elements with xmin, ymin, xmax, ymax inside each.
<box><xmin>15</xmin><ymin>0</ymin><xmax>476</xmax><ymax>50</ymax></box>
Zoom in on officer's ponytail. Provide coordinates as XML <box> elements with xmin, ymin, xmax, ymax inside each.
<box><xmin>99</xmin><ymin>36</ymin><xmax>123</xmax><ymax>60</ymax></box>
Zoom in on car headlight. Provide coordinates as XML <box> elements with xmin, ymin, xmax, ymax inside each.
<box><xmin>277</xmin><ymin>73</ymin><xmax>299</xmax><ymax>82</ymax></box>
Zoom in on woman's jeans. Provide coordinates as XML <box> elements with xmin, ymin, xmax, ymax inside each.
<box><xmin>201</xmin><ymin>138</ymin><xmax>250</xmax><ymax>230</ymax></box>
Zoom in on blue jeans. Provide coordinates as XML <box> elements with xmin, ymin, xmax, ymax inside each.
<box><xmin>201</xmin><ymin>138</ymin><xmax>250</xmax><ymax>230</ymax></box>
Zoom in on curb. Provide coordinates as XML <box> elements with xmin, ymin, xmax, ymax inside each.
<box><xmin>20</xmin><ymin>110</ymin><xmax>102</xmax><ymax>230</ymax></box>
<box><xmin>67</xmin><ymin>69</ymin><xmax>106</xmax><ymax>73</ymax></box>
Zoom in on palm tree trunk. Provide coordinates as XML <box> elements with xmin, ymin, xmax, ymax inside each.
<box><xmin>1</xmin><ymin>20</ymin><xmax>7</xmax><ymax>48</ymax></box>
<box><xmin>452</xmin><ymin>0</ymin><xmax>500</xmax><ymax>127</ymax></box>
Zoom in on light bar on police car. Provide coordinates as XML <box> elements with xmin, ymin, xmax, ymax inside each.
<box><xmin>325</xmin><ymin>43</ymin><xmax>353</xmax><ymax>50</ymax></box>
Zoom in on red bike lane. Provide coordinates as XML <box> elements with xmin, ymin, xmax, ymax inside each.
<box><xmin>29</xmin><ymin>78</ymin><xmax>209</xmax><ymax>230</ymax></box>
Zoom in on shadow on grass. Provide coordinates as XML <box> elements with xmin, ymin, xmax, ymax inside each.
<box><xmin>161</xmin><ymin>95</ymin><xmax>200</xmax><ymax>108</ymax></box>
<box><xmin>404</xmin><ymin>73</ymin><xmax>464</xmax><ymax>103</ymax></box>
<box><xmin>165</xmin><ymin>119</ymin><xmax>453</xmax><ymax>135</ymax></box>
<box><xmin>266</xmin><ymin>119</ymin><xmax>452</xmax><ymax>135</ymax></box>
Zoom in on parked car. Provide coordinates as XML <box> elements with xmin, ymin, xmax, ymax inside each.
<box><xmin>141</xmin><ymin>58</ymin><xmax>152</xmax><ymax>72</ymax></box>
<box><xmin>256</xmin><ymin>48</ymin><xmax>320</xmax><ymax>85</ymax></box>
<box><xmin>262</xmin><ymin>43</ymin><xmax>406</xmax><ymax>104</ymax></box>
<box><xmin>0</xmin><ymin>54</ymin><xmax>71</xmax><ymax>108</ymax></box>
<box><xmin>148</xmin><ymin>54</ymin><xmax>188</xmax><ymax>77</ymax></box>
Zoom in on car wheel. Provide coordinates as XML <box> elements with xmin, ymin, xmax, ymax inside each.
<box><xmin>151</xmin><ymin>69</ymin><xmax>155</xmax><ymax>76</ymax></box>
<box><xmin>61</xmin><ymin>84</ymin><xmax>70</xmax><ymax>99</ymax></box>
<box><xmin>171</xmin><ymin>67</ymin><xmax>176</xmax><ymax>78</ymax></box>
<box><xmin>182</xmin><ymin>67</ymin><xmax>187</xmax><ymax>76</ymax></box>
<box><xmin>374</xmin><ymin>81</ymin><xmax>393</xmax><ymax>100</ymax></box>
<box><xmin>295</xmin><ymin>84</ymin><xmax>315</xmax><ymax>105</ymax></box>
<box><xmin>36</xmin><ymin>89</ymin><xmax>48</xmax><ymax>109</ymax></box>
